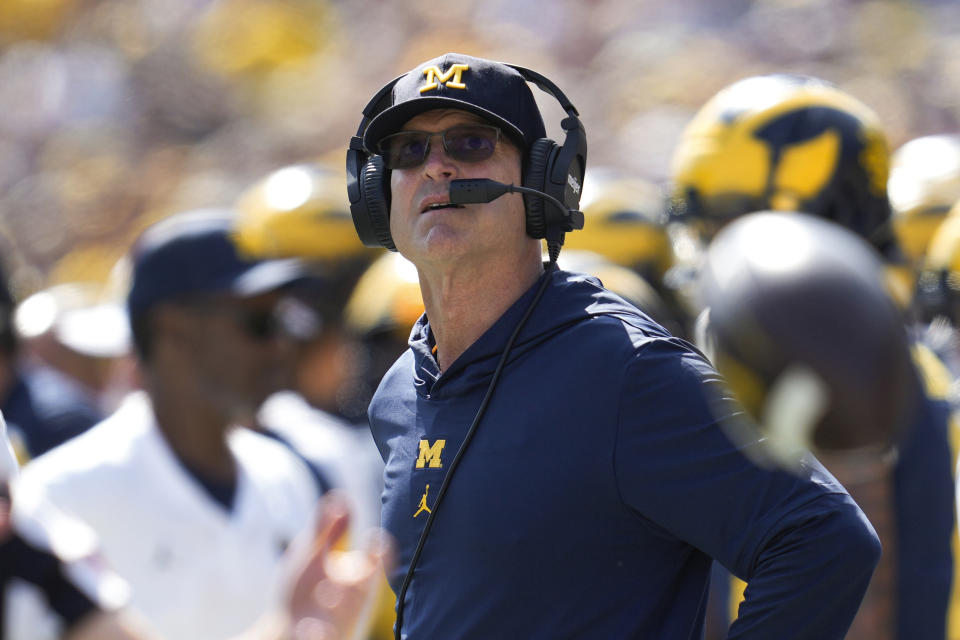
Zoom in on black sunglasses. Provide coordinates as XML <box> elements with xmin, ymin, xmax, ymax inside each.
<box><xmin>180</xmin><ymin>297</ymin><xmax>322</xmax><ymax>342</ymax></box>
<box><xmin>378</xmin><ymin>124</ymin><xmax>501</xmax><ymax>170</ymax></box>
<box><xmin>232</xmin><ymin>307</ymin><xmax>281</xmax><ymax>341</ymax></box>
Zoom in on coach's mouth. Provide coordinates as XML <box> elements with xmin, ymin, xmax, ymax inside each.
<box><xmin>420</xmin><ymin>196</ymin><xmax>465</xmax><ymax>214</ymax></box>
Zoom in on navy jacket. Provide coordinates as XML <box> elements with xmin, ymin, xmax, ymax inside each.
<box><xmin>369</xmin><ymin>268</ymin><xmax>880</xmax><ymax>639</ymax></box>
<box><xmin>893</xmin><ymin>380</ymin><xmax>955</xmax><ymax>639</ymax></box>
<box><xmin>3</xmin><ymin>366</ymin><xmax>103</xmax><ymax>459</ymax></box>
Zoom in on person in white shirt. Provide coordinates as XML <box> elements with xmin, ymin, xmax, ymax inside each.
<box><xmin>11</xmin><ymin>210</ymin><xmax>376</xmax><ymax>640</ymax></box>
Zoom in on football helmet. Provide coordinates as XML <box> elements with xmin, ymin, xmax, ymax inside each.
<box><xmin>233</xmin><ymin>163</ymin><xmax>373</xmax><ymax>262</ymax></box>
<box><xmin>340</xmin><ymin>253</ymin><xmax>423</xmax><ymax>421</ymax></box>
<box><xmin>671</xmin><ymin>74</ymin><xmax>891</xmax><ymax>247</ymax></box>
<box><xmin>700</xmin><ymin>211</ymin><xmax>916</xmax><ymax>467</ymax></box>
<box><xmin>344</xmin><ymin>252</ymin><xmax>423</xmax><ymax>342</ymax></box>
<box><xmin>889</xmin><ymin>134</ymin><xmax>960</xmax><ymax>265</ymax></box>
<box><xmin>563</xmin><ymin>169</ymin><xmax>674</xmax><ymax>286</ymax></box>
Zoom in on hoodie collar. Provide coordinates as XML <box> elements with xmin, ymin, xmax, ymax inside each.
<box><xmin>407</xmin><ymin>267</ymin><xmax>640</xmax><ymax>397</ymax></box>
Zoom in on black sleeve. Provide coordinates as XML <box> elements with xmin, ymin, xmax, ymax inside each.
<box><xmin>0</xmin><ymin>532</ymin><xmax>102</xmax><ymax>631</ymax></box>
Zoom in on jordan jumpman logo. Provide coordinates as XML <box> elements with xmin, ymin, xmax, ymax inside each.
<box><xmin>413</xmin><ymin>484</ymin><xmax>432</xmax><ymax>518</ymax></box>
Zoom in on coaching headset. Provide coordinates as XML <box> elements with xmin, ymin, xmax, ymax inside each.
<box><xmin>346</xmin><ymin>54</ymin><xmax>588</xmax><ymax>639</ymax></box>
<box><xmin>346</xmin><ymin>52</ymin><xmax>587</xmax><ymax>262</ymax></box>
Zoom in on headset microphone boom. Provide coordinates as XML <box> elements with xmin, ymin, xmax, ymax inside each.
<box><xmin>448</xmin><ymin>179</ymin><xmax>584</xmax><ymax>261</ymax></box>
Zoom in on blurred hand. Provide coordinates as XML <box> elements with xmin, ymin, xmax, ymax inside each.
<box><xmin>285</xmin><ymin>491</ymin><xmax>394</xmax><ymax>640</ymax></box>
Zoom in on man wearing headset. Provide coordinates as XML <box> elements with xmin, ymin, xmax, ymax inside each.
<box><xmin>347</xmin><ymin>53</ymin><xmax>880</xmax><ymax>639</ymax></box>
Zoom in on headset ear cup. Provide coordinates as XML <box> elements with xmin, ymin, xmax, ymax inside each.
<box><xmin>523</xmin><ymin>139</ymin><xmax>557</xmax><ymax>239</ymax></box>
<box><xmin>360</xmin><ymin>155</ymin><xmax>396</xmax><ymax>251</ymax></box>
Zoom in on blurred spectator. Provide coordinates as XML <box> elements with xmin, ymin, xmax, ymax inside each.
<box><xmin>12</xmin><ymin>211</ymin><xmax>324</xmax><ymax>639</ymax></box>
<box><xmin>0</xmin><ymin>267</ymin><xmax>104</xmax><ymax>462</ymax></box>
<box><xmin>13</xmin><ymin>282</ymin><xmax>137</xmax><ymax>415</ymax></box>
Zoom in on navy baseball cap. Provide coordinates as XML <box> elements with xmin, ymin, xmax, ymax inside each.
<box><xmin>126</xmin><ymin>209</ymin><xmax>308</xmax><ymax>316</ymax></box>
<box><xmin>362</xmin><ymin>53</ymin><xmax>547</xmax><ymax>153</ymax></box>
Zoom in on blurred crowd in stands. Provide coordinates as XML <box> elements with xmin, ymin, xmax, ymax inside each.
<box><xmin>0</xmin><ymin>0</ymin><xmax>957</xmax><ymax>295</ymax></box>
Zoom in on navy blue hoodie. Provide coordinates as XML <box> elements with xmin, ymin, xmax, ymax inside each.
<box><xmin>369</xmin><ymin>268</ymin><xmax>880</xmax><ymax>639</ymax></box>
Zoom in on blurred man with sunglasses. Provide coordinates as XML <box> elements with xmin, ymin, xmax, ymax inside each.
<box><xmin>9</xmin><ymin>210</ymin><xmax>330</xmax><ymax>640</ymax></box>
<box><xmin>351</xmin><ymin>53</ymin><xmax>880</xmax><ymax>639</ymax></box>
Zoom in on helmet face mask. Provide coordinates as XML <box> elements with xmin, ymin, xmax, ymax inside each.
<box><xmin>671</xmin><ymin>74</ymin><xmax>891</xmax><ymax>246</ymax></box>
<box><xmin>673</xmin><ymin>188</ymin><xmax>766</xmax><ymax>238</ymax></box>
<box><xmin>917</xmin><ymin>208</ymin><xmax>960</xmax><ymax>326</ymax></box>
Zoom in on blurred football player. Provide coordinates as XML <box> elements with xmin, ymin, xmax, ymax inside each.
<box><xmin>566</xmin><ymin>170</ymin><xmax>674</xmax><ymax>284</ymax></box>
<box><xmin>234</xmin><ymin>162</ymin><xmax>376</xmax><ymax>267</ymax></box>
<box><xmin>233</xmin><ymin>161</ymin><xmax>382</xmax><ymax>422</ymax></box>
<box><xmin>233</xmin><ymin>161</ymin><xmax>384</xmax><ymax>534</ymax></box>
<box><xmin>671</xmin><ymin>73</ymin><xmax>958</xmax><ymax>640</ymax></box>
<box><xmin>671</xmin><ymin>74</ymin><xmax>892</xmax><ymax>249</ymax></box>
<box><xmin>915</xmin><ymin>203</ymin><xmax>960</xmax><ymax>379</ymax></box>
<box><xmin>889</xmin><ymin>134</ymin><xmax>960</xmax><ymax>271</ymax></box>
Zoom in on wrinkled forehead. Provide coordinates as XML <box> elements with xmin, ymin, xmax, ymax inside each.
<box><xmin>400</xmin><ymin>108</ymin><xmax>490</xmax><ymax>131</ymax></box>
